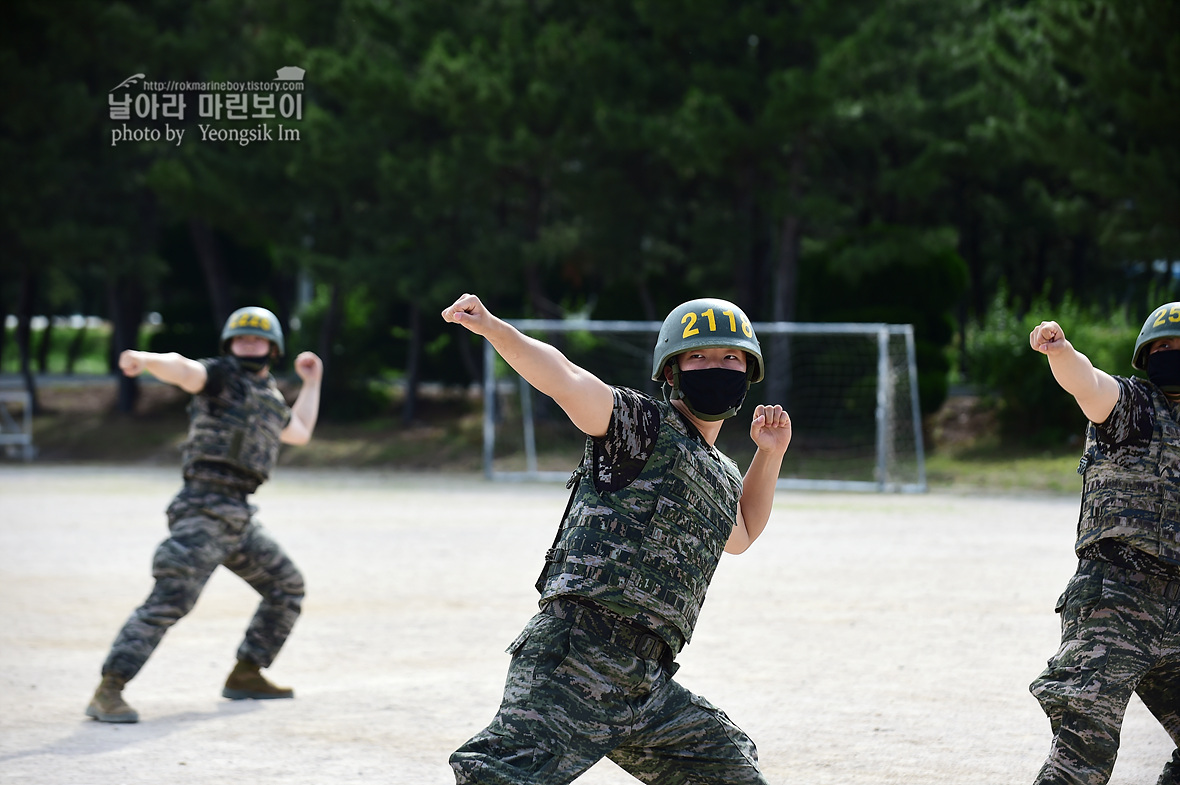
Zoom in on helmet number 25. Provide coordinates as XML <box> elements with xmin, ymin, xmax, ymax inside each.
<box><xmin>1152</xmin><ymin>305</ymin><xmax>1180</xmax><ymax>327</ymax></box>
<box><xmin>681</xmin><ymin>308</ymin><xmax>753</xmax><ymax>339</ymax></box>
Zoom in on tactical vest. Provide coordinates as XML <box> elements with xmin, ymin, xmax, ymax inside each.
<box><xmin>182</xmin><ymin>361</ymin><xmax>290</xmax><ymax>492</ymax></box>
<box><xmin>1076</xmin><ymin>379</ymin><xmax>1180</xmax><ymax>565</ymax></box>
<box><xmin>537</xmin><ymin>402</ymin><xmax>744</xmax><ymax>647</ymax></box>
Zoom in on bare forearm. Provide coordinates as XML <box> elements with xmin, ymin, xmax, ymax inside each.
<box><xmin>1046</xmin><ymin>344</ymin><xmax>1103</xmax><ymax>398</ymax></box>
<box><xmin>283</xmin><ymin>382</ymin><xmax>321</xmax><ymax>445</ymax></box>
<box><xmin>441</xmin><ymin>293</ymin><xmax>612</xmax><ymax>435</ymax></box>
<box><xmin>1044</xmin><ymin>344</ymin><xmax>1119</xmax><ymax>423</ymax></box>
<box><xmin>481</xmin><ymin>319</ymin><xmax>613</xmax><ymax>435</ymax></box>
<box><xmin>484</xmin><ymin>319</ymin><xmax>585</xmax><ymax>398</ymax></box>
<box><xmin>738</xmin><ymin>449</ymin><xmax>784</xmax><ymax>540</ymax></box>
<box><xmin>137</xmin><ymin>352</ymin><xmax>206</xmax><ymax>393</ymax></box>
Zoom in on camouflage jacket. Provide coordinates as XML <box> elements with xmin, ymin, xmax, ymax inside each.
<box><xmin>181</xmin><ymin>356</ymin><xmax>291</xmax><ymax>494</ymax></box>
<box><xmin>538</xmin><ymin>397</ymin><xmax>744</xmax><ymax>653</ymax></box>
<box><xmin>1077</xmin><ymin>375</ymin><xmax>1180</xmax><ymax>567</ymax></box>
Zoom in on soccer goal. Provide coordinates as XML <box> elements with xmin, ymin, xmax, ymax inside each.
<box><xmin>481</xmin><ymin>320</ymin><xmax>926</xmax><ymax>493</ymax></box>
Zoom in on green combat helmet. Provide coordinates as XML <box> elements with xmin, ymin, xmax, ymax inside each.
<box><xmin>1132</xmin><ymin>302</ymin><xmax>1180</xmax><ymax>371</ymax></box>
<box><xmin>651</xmin><ymin>298</ymin><xmax>764</xmax><ymax>420</ymax></box>
<box><xmin>221</xmin><ymin>306</ymin><xmax>285</xmax><ymax>357</ymax></box>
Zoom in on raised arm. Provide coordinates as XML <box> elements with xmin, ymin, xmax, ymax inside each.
<box><xmin>726</xmin><ymin>404</ymin><xmax>792</xmax><ymax>554</ymax></box>
<box><xmin>1029</xmin><ymin>320</ymin><xmax>1120</xmax><ymax>424</ymax></box>
<box><xmin>280</xmin><ymin>352</ymin><xmax>323</xmax><ymax>445</ymax></box>
<box><xmin>442</xmin><ymin>293</ymin><xmax>615</xmax><ymax>437</ymax></box>
<box><xmin>118</xmin><ymin>350</ymin><xmax>207</xmax><ymax>394</ymax></box>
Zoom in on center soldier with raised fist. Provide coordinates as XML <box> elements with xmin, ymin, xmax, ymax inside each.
<box><xmin>442</xmin><ymin>293</ymin><xmax>792</xmax><ymax>785</ymax></box>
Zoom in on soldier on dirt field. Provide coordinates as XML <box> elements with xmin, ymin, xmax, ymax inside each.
<box><xmin>86</xmin><ymin>306</ymin><xmax>323</xmax><ymax>724</ymax></box>
<box><xmin>442</xmin><ymin>293</ymin><xmax>792</xmax><ymax>785</ymax></box>
<box><xmin>1028</xmin><ymin>306</ymin><xmax>1180</xmax><ymax>785</ymax></box>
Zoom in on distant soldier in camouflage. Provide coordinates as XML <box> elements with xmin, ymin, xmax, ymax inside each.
<box><xmin>1028</xmin><ymin>307</ymin><xmax>1180</xmax><ymax>785</ymax></box>
<box><xmin>442</xmin><ymin>293</ymin><xmax>792</xmax><ymax>784</ymax></box>
<box><xmin>86</xmin><ymin>306</ymin><xmax>323</xmax><ymax>724</ymax></box>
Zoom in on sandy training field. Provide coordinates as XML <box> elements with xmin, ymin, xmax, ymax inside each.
<box><xmin>0</xmin><ymin>465</ymin><xmax>1173</xmax><ymax>784</ymax></box>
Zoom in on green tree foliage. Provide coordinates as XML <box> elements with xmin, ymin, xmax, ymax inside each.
<box><xmin>968</xmin><ymin>287</ymin><xmax>1141</xmax><ymax>445</ymax></box>
<box><xmin>3</xmin><ymin>0</ymin><xmax>1174</xmax><ymax>432</ymax></box>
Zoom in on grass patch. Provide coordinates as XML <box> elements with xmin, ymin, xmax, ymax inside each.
<box><xmin>4</xmin><ymin>378</ymin><xmax>1089</xmax><ymax>496</ymax></box>
<box><xmin>925</xmin><ymin>448</ymin><xmax>1082</xmax><ymax>495</ymax></box>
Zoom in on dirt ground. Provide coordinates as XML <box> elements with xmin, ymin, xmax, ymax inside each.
<box><xmin>0</xmin><ymin>465</ymin><xmax>1173</xmax><ymax>785</ymax></box>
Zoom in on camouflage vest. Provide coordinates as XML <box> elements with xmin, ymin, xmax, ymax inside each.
<box><xmin>182</xmin><ymin>360</ymin><xmax>290</xmax><ymax>492</ymax></box>
<box><xmin>537</xmin><ymin>401</ymin><xmax>744</xmax><ymax>647</ymax></box>
<box><xmin>1076</xmin><ymin>382</ymin><xmax>1180</xmax><ymax>565</ymax></box>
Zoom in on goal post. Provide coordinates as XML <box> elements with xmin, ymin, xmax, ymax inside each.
<box><xmin>482</xmin><ymin>319</ymin><xmax>927</xmax><ymax>493</ymax></box>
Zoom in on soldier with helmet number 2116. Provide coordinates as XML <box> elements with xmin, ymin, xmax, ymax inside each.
<box><xmin>1028</xmin><ymin>304</ymin><xmax>1180</xmax><ymax>785</ymax></box>
<box><xmin>442</xmin><ymin>293</ymin><xmax>792</xmax><ymax>785</ymax></box>
<box><xmin>85</xmin><ymin>307</ymin><xmax>323</xmax><ymax>724</ymax></box>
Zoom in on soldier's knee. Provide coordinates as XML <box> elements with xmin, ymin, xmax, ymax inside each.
<box><xmin>277</xmin><ymin>568</ymin><xmax>305</xmax><ymax>602</ymax></box>
<box><xmin>151</xmin><ymin>537</ymin><xmax>209</xmax><ymax>580</ymax></box>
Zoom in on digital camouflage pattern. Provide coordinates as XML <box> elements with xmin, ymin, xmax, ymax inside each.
<box><xmin>1029</xmin><ymin>561</ymin><xmax>1180</xmax><ymax>785</ymax></box>
<box><xmin>455</xmin><ymin>391</ymin><xmax>760</xmax><ymax>784</ymax></box>
<box><xmin>182</xmin><ymin>356</ymin><xmax>291</xmax><ymax>494</ymax></box>
<box><xmin>449</xmin><ymin>611</ymin><xmax>768</xmax><ymax>785</ymax></box>
<box><xmin>537</xmin><ymin>400</ymin><xmax>744</xmax><ymax>652</ymax></box>
<box><xmin>1032</xmin><ymin>374</ymin><xmax>1180</xmax><ymax>784</ymax></box>
<box><xmin>1076</xmin><ymin>378</ymin><xmax>1180</xmax><ymax>566</ymax></box>
<box><xmin>102</xmin><ymin>486</ymin><xmax>305</xmax><ymax>680</ymax></box>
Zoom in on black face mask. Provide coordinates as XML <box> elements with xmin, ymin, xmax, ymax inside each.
<box><xmin>675</xmin><ymin>367</ymin><xmax>749</xmax><ymax>421</ymax></box>
<box><xmin>234</xmin><ymin>355</ymin><xmax>271</xmax><ymax>374</ymax></box>
<box><xmin>1147</xmin><ymin>349</ymin><xmax>1180</xmax><ymax>394</ymax></box>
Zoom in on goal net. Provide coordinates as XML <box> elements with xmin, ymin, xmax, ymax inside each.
<box><xmin>481</xmin><ymin>320</ymin><xmax>926</xmax><ymax>492</ymax></box>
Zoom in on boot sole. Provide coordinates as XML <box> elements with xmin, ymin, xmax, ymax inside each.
<box><xmin>221</xmin><ymin>688</ymin><xmax>294</xmax><ymax>700</ymax></box>
<box><xmin>85</xmin><ymin>704</ymin><xmax>138</xmax><ymax>723</ymax></box>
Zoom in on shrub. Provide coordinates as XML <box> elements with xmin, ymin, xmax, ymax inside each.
<box><xmin>966</xmin><ymin>287</ymin><xmax>1140</xmax><ymax>447</ymax></box>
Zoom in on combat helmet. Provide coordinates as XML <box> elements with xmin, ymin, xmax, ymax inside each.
<box><xmin>651</xmin><ymin>298</ymin><xmax>763</xmax><ymax>420</ymax></box>
<box><xmin>652</xmin><ymin>298</ymin><xmax>763</xmax><ymax>383</ymax></box>
<box><xmin>221</xmin><ymin>306</ymin><xmax>285</xmax><ymax>356</ymax></box>
<box><xmin>1132</xmin><ymin>302</ymin><xmax>1180</xmax><ymax>371</ymax></box>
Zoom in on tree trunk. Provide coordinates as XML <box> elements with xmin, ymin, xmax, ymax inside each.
<box><xmin>66</xmin><ymin>322</ymin><xmax>88</xmax><ymax>375</ymax></box>
<box><xmin>956</xmin><ymin>181</ymin><xmax>983</xmax><ymax>379</ymax></box>
<box><xmin>735</xmin><ymin>163</ymin><xmax>758</xmax><ymax>315</ymax></box>
<box><xmin>189</xmin><ymin>218</ymin><xmax>234</xmax><ymax>329</ymax></box>
<box><xmin>402</xmin><ymin>301</ymin><xmax>421</xmax><ymax>425</ymax></box>
<box><xmin>15</xmin><ymin>269</ymin><xmax>42</xmax><ymax>415</ymax></box>
<box><xmin>107</xmin><ymin>277</ymin><xmax>145</xmax><ymax>414</ymax></box>
<box><xmin>36</xmin><ymin>317</ymin><xmax>53</xmax><ymax>373</ymax></box>
<box><xmin>0</xmin><ymin>300</ymin><xmax>7</xmax><ymax>372</ymax></box>
<box><xmin>270</xmin><ymin>270</ymin><xmax>297</xmax><ymax>365</ymax></box>
<box><xmin>317</xmin><ymin>282</ymin><xmax>342</xmax><ymax>391</ymax></box>
<box><xmin>772</xmin><ymin>211</ymin><xmax>801</xmax><ymax>323</ymax></box>
<box><xmin>767</xmin><ymin>150</ymin><xmax>805</xmax><ymax>407</ymax></box>
<box><xmin>455</xmin><ymin>328</ymin><xmax>480</xmax><ymax>390</ymax></box>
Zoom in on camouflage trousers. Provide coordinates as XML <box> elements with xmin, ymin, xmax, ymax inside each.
<box><xmin>1030</xmin><ymin>559</ymin><xmax>1180</xmax><ymax>785</ymax></box>
<box><xmin>101</xmin><ymin>486</ymin><xmax>305</xmax><ymax>681</ymax></box>
<box><xmin>450</xmin><ymin>609</ymin><xmax>768</xmax><ymax>785</ymax></box>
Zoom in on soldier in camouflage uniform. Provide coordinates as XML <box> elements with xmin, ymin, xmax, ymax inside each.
<box><xmin>442</xmin><ymin>293</ymin><xmax>792</xmax><ymax>784</ymax></box>
<box><xmin>86</xmin><ymin>306</ymin><xmax>323</xmax><ymax>724</ymax></box>
<box><xmin>1028</xmin><ymin>307</ymin><xmax>1180</xmax><ymax>785</ymax></box>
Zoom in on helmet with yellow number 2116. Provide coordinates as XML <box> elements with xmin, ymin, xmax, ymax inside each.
<box><xmin>651</xmin><ymin>298</ymin><xmax>764</xmax><ymax>383</ymax></box>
